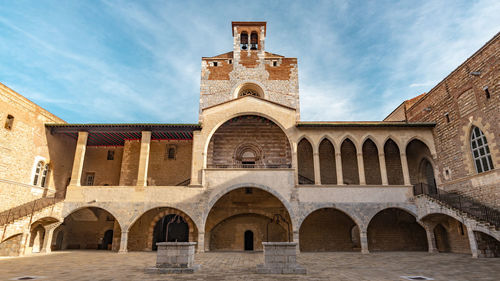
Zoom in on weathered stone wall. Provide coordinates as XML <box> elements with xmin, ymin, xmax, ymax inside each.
<box><xmin>299</xmin><ymin>208</ymin><xmax>358</xmax><ymax>251</ymax></box>
<box><xmin>82</xmin><ymin>147</ymin><xmax>123</xmax><ymax>186</ymax></box>
<box><xmin>147</xmin><ymin>140</ymin><xmax>192</xmax><ymax>186</ymax></box>
<box><xmin>119</xmin><ymin>140</ymin><xmax>140</xmax><ymax>186</ymax></box>
<box><xmin>404</xmin><ymin>33</ymin><xmax>500</xmax><ymax>207</ymax></box>
<box><xmin>0</xmin><ymin>233</ymin><xmax>23</xmax><ymax>256</ymax></box>
<box><xmin>0</xmin><ymin>83</ymin><xmax>67</xmax><ymax>211</ymax></box>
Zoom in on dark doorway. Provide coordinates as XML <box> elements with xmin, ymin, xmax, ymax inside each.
<box><xmin>434</xmin><ymin>224</ymin><xmax>450</xmax><ymax>252</ymax></box>
<box><xmin>152</xmin><ymin>214</ymin><xmax>189</xmax><ymax>251</ymax></box>
<box><xmin>244</xmin><ymin>230</ymin><xmax>254</xmax><ymax>251</ymax></box>
<box><xmin>54</xmin><ymin>231</ymin><xmax>64</xmax><ymax>250</ymax></box>
<box><xmin>101</xmin><ymin>230</ymin><xmax>113</xmax><ymax>250</ymax></box>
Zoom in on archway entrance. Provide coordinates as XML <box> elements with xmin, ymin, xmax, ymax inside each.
<box><xmin>54</xmin><ymin>207</ymin><xmax>121</xmax><ymax>251</ymax></box>
<box><xmin>368</xmin><ymin>208</ymin><xmax>427</xmax><ymax>251</ymax></box>
<box><xmin>244</xmin><ymin>230</ymin><xmax>254</xmax><ymax>251</ymax></box>
<box><xmin>127</xmin><ymin>207</ymin><xmax>197</xmax><ymax>251</ymax></box>
<box><xmin>421</xmin><ymin>213</ymin><xmax>471</xmax><ymax>254</ymax></box>
<box><xmin>406</xmin><ymin>139</ymin><xmax>436</xmax><ymax>195</ymax></box>
<box><xmin>152</xmin><ymin>214</ymin><xmax>189</xmax><ymax>251</ymax></box>
<box><xmin>299</xmin><ymin>208</ymin><xmax>360</xmax><ymax>252</ymax></box>
<box><xmin>205</xmin><ymin>187</ymin><xmax>291</xmax><ymax>251</ymax></box>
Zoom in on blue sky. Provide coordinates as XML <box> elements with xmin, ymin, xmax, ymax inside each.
<box><xmin>1</xmin><ymin>0</ymin><xmax>499</xmax><ymax>123</ymax></box>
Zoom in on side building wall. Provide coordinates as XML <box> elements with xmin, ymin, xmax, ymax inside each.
<box><xmin>405</xmin><ymin>33</ymin><xmax>500</xmax><ymax>208</ymax></box>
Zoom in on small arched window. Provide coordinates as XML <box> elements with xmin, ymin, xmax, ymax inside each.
<box><xmin>470</xmin><ymin>126</ymin><xmax>494</xmax><ymax>173</ymax></box>
<box><xmin>33</xmin><ymin>161</ymin><xmax>44</xmax><ymax>185</ymax></box>
<box><xmin>240</xmin><ymin>32</ymin><xmax>248</xmax><ymax>50</ymax></box>
<box><xmin>40</xmin><ymin>164</ymin><xmax>50</xmax><ymax>187</ymax></box>
<box><xmin>4</xmin><ymin>114</ymin><xmax>14</xmax><ymax>130</ymax></box>
<box><xmin>250</xmin><ymin>32</ymin><xmax>258</xmax><ymax>50</ymax></box>
<box><xmin>165</xmin><ymin>145</ymin><xmax>177</xmax><ymax>160</ymax></box>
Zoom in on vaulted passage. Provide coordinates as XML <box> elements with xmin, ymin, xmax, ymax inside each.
<box><xmin>319</xmin><ymin>139</ymin><xmax>337</xmax><ymax>184</ymax></box>
<box><xmin>205</xmin><ymin>188</ymin><xmax>291</xmax><ymax>251</ymax></box>
<box><xmin>341</xmin><ymin>139</ymin><xmax>359</xmax><ymax>185</ymax></box>
<box><xmin>368</xmin><ymin>208</ymin><xmax>427</xmax><ymax>251</ymax></box>
<box><xmin>298</xmin><ymin>138</ymin><xmax>315</xmax><ymax>184</ymax></box>
<box><xmin>207</xmin><ymin>115</ymin><xmax>291</xmax><ymax>168</ymax></box>
<box><xmin>299</xmin><ymin>208</ymin><xmax>360</xmax><ymax>252</ymax></box>
<box><xmin>362</xmin><ymin>139</ymin><xmax>381</xmax><ymax>185</ymax></box>
<box><xmin>127</xmin><ymin>207</ymin><xmax>197</xmax><ymax>251</ymax></box>
<box><xmin>53</xmin><ymin>207</ymin><xmax>121</xmax><ymax>251</ymax></box>
<box><xmin>421</xmin><ymin>213</ymin><xmax>471</xmax><ymax>254</ymax></box>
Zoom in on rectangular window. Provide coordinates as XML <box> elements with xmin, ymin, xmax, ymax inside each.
<box><xmin>484</xmin><ymin>86</ymin><xmax>490</xmax><ymax>99</ymax></box>
<box><xmin>85</xmin><ymin>173</ymin><xmax>95</xmax><ymax>186</ymax></box>
<box><xmin>444</xmin><ymin>113</ymin><xmax>450</xmax><ymax>123</ymax></box>
<box><xmin>4</xmin><ymin>114</ymin><xmax>14</xmax><ymax>130</ymax></box>
<box><xmin>107</xmin><ymin>150</ymin><xmax>115</xmax><ymax>160</ymax></box>
<box><xmin>213</xmin><ymin>61</ymin><xmax>218</xmax><ymax>67</ymax></box>
<box><xmin>273</xmin><ymin>61</ymin><xmax>277</xmax><ymax>67</ymax></box>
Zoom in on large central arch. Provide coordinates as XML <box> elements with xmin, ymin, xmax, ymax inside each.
<box><xmin>204</xmin><ymin>187</ymin><xmax>292</xmax><ymax>252</ymax></box>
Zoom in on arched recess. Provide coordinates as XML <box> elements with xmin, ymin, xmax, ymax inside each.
<box><xmin>319</xmin><ymin>138</ymin><xmax>337</xmax><ymax>184</ymax></box>
<box><xmin>205</xmin><ymin>187</ymin><xmax>292</xmax><ymax>251</ymax></box>
<box><xmin>362</xmin><ymin>139</ymin><xmax>381</xmax><ymax>185</ymax></box>
<box><xmin>0</xmin><ymin>233</ymin><xmax>23</xmax><ymax>256</ymax></box>
<box><xmin>406</xmin><ymin>139</ymin><xmax>436</xmax><ymax>193</ymax></box>
<box><xmin>128</xmin><ymin>207</ymin><xmax>198</xmax><ymax>251</ymax></box>
<box><xmin>28</xmin><ymin>217</ymin><xmax>59</xmax><ymax>254</ymax></box>
<box><xmin>299</xmin><ymin>208</ymin><xmax>360</xmax><ymax>252</ymax></box>
<box><xmin>384</xmin><ymin>139</ymin><xmax>404</xmax><ymax>185</ymax></box>
<box><xmin>53</xmin><ymin>207</ymin><xmax>121</xmax><ymax>251</ymax></box>
<box><xmin>341</xmin><ymin>138</ymin><xmax>359</xmax><ymax>185</ymax></box>
<box><xmin>474</xmin><ymin>231</ymin><xmax>500</xmax><ymax>258</ymax></box>
<box><xmin>420</xmin><ymin>213</ymin><xmax>471</xmax><ymax>254</ymax></box>
<box><xmin>298</xmin><ymin>138</ymin><xmax>315</xmax><ymax>184</ymax></box>
<box><xmin>206</xmin><ymin>115</ymin><xmax>292</xmax><ymax>169</ymax></box>
<box><xmin>367</xmin><ymin>208</ymin><xmax>427</xmax><ymax>251</ymax></box>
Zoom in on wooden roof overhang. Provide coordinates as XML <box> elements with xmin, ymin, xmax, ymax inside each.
<box><xmin>46</xmin><ymin>123</ymin><xmax>201</xmax><ymax>146</ymax></box>
<box><xmin>296</xmin><ymin>121</ymin><xmax>436</xmax><ymax>128</ymax></box>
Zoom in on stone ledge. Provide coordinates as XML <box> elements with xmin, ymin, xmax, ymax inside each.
<box><xmin>145</xmin><ymin>264</ymin><xmax>201</xmax><ymax>274</ymax></box>
<box><xmin>256</xmin><ymin>264</ymin><xmax>306</xmax><ymax>274</ymax></box>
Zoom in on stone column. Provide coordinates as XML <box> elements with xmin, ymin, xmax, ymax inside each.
<box><xmin>335</xmin><ymin>152</ymin><xmax>343</xmax><ymax>185</ymax></box>
<box><xmin>424</xmin><ymin>226</ymin><xmax>438</xmax><ymax>253</ymax></box>
<box><xmin>118</xmin><ymin>231</ymin><xmax>128</xmax><ymax>253</ymax></box>
<box><xmin>197</xmin><ymin>232</ymin><xmax>205</xmax><ymax>253</ymax></box>
<box><xmin>41</xmin><ymin>222</ymin><xmax>62</xmax><ymax>253</ymax></box>
<box><xmin>313</xmin><ymin>152</ymin><xmax>321</xmax><ymax>185</ymax></box>
<box><xmin>400</xmin><ymin>153</ymin><xmax>411</xmax><ymax>185</ymax></box>
<box><xmin>466</xmin><ymin>226</ymin><xmax>479</xmax><ymax>258</ymax></box>
<box><xmin>378</xmin><ymin>153</ymin><xmax>388</xmax><ymax>185</ymax></box>
<box><xmin>360</xmin><ymin>230</ymin><xmax>369</xmax><ymax>254</ymax></box>
<box><xmin>357</xmin><ymin>153</ymin><xmax>366</xmax><ymax>185</ymax></box>
<box><xmin>69</xmin><ymin>131</ymin><xmax>88</xmax><ymax>186</ymax></box>
<box><xmin>293</xmin><ymin>231</ymin><xmax>300</xmax><ymax>254</ymax></box>
<box><xmin>136</xmin><ymin>131</ymin><xmax>151</xmax><ymax>187</ymax></box>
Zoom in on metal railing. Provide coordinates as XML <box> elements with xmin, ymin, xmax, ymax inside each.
<box><xmin>207</xmin><ymin>164</ymin><xmax>292</xmax><ymax>169</ymax></box>
<box><xmin>175</xmin><ymin>178</ymin><xmax>191</xmax><ymax>186</ymax></box>
<box><xmin>298</xmin><ymin>174</ymin><xmax>314</xmax><ymax>185</ymax></box>
<box><xmin>0</xmin><ymin>189</ymin><xmax>63</xmax><ymax>227</ymax></box>
<box><xmin>414</xmin><ymin>183</ymin><xmax>500</xmax><ymax>228</ymax></box>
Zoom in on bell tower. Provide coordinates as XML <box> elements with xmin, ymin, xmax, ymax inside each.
<box><xmin>199</xmin><ymin>21</ymin><xmax>299</xmax><ymax>122</ymax></box>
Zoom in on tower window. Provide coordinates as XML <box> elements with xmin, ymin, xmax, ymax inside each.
<box><xmin>483</xmin><ymin>86</ymin><xmax>490</xmax><ymax>99</ymax></box>
<box><xmin>272</xmin><ymin>61</ymin><xmax>277</xmax><ymax>67</ymax></box>
<box><xmin>250</xmin><ymin>32</ymin><xmax>258</xmax><ymax>50</ymax></box>
<box><xmin>213</xmin><ymin>61</ymin><xmax>218</xmax><ymax>67</ymax></box>
<box><xmin>4</xmin><ymin>114</ymin><xmax>14</xmax><ymax>130</ymax></box>
<box><xmin>470</xmin><ymin>126</ymin><xmax>494</xmax><ymax>173</ymax></box>
<box><xmin>240</xmin><ymin>32</ymin><xmax>248</xmax><ymax>50</ymax></box>
<box><xmin>107</xmin><ymin>150</ymin><xmax>115</xmax><ymax>160</ymax></box>
<box><xmin>229</xmin><ymin>59</ymin><xmax>232</xmax><ymax>64</ymax></box>
<box><xmin>444</xmin><ymin>113</ymin><xmax>450</xmax><ymax>123</ymax></box>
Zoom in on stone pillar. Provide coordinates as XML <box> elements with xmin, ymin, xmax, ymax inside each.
<box><xmin>293</xmin><ymin>231</ymin><xmax>300</xmax><ymax>254</ymax></box>
<box><xmin>118</xmin><ymin>231</ymin><xmax>128</xmax><ymax>253</ymax></box>
<box><xmin>424</xmin><ymin>226</ymin><xmax>438</xmax><ymax>253</ymax></box>
<box><xmin>335</xmin><ymin>152</ymin><xmax>343</xmax><ymax>185</ymax></box>
<box><xmin>466</xmin><ymin>226</ymin><xmax>479</xmax><ymax>258</ymax></box>
<box><xmin>400</xmin><ymin>153</ymin><xmax>411</xmax><ymax>186</ymax></box>
<box><xmin>357</xmin><ymin>153</ymin><xmax>366</xmax><ymax>185</ymax></box>
<box><xmin>378</xmin><ymin>153</ymin><xmax>388</xmax><ymax>185</ymax></box>
<box><xmin>197</xmin><ymin>232</ymin><xmax>205</xmax><ymax>253</ymax></box>
<box><xmin>360</xmin><ymin>230</ymin><xmax>369</xmax><ymax>254</ymax></box>
<box><xmin>69</xmin><ymin>131</ymin><xmax>88</xmax><ymax>186</ymax></box>
<box><xmin>313</xmin><ymin>152</ymin><xmax>321</xmax><ymax>185</ymax></box>
<box><xmin>136</xmin><ymin>131</ymin><xmax>151</xmax><ymax>187</ymax></box>
<box><xmin>41</xmin><ymin>222</ymin><xmax>62</xmax><ymax>253</ymax></box>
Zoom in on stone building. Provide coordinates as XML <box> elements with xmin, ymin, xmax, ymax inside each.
<box><xmin>0</xmin><ymin>22</ymin><xmax>498</xmax><ymax>258</ymax></box>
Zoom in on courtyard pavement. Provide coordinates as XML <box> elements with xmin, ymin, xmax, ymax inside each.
<box><xmin>0</xmin><ymin>251</ymin><xmax>499</xmax><ymax>281</ymax></box>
